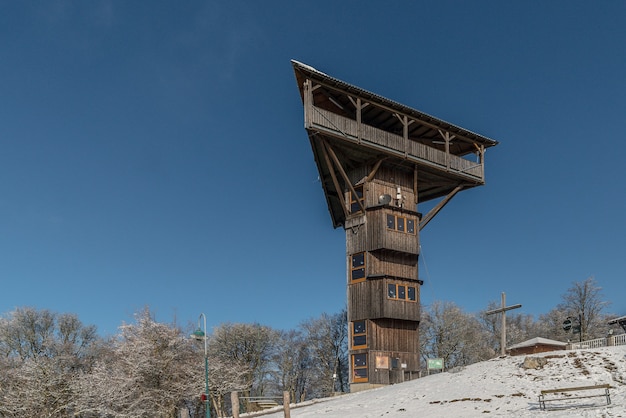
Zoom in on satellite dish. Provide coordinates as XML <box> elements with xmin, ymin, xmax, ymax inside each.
<box><xmin>379</xmin><ymin>194</ymin><xmax>392</xmax><ymax>205</ymax></box>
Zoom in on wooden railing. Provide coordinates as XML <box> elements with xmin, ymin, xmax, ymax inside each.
<box><xmin>308</xmin><ymin>106</ymin><xmax>484</xmax><ymax>181</ymax></box>
<box><xmin>569</xmin><ymin>333</ymin><xmax>626</xmax><ymax>350</ymax></box>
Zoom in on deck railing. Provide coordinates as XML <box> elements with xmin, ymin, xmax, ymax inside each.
<box><xmin>569</xmin><ymin>333</ymin><xmax>626</xmax><ymax>350</ymax></box>
<box><xmin>308</xmin><ymin>106</ymin><xmax>484</xmax><ymax>181</ymax></box>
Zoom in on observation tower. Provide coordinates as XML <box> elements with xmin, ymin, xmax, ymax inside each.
<box><xmin>292</xmin><ymin>61</ymin><xmax>498</xmax><ymax>391</ymax></box>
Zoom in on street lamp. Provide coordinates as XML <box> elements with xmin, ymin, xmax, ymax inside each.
<box><xmin>191</xmin><ymin>313</ymin><xmax>210</xmax><ymax>418</ymax></box>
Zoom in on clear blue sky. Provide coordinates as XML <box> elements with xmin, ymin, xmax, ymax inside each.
<box><xmin>1</xmin><ymin>1</ymin><xmax>624</xmax><ymax>335</ymax></box>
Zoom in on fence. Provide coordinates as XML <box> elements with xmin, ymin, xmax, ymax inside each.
<box><xmin>231</xmin><ymin>391</ymin><xmax>291</xmax><ymax>418</ymax></box>
<box><xmin>569</xmin><ymin>333</ymin><xmax>626</xmax><ymax>350</ymax></box>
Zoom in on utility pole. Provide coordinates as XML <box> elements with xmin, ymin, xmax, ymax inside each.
<box><xmin>485</xmin><ymin>292</ymin><xmax>522</xmax><ymax>356</ymax></box>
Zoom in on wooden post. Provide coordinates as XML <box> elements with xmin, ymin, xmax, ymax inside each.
<box><xmin>283</xmin><ymin>391</ymin><xmax>291</xmax><ymax>418</ymax></box>
<box><xmin>231</xmin><ymin>392</ymin><xmax>239</xmax><ymax>418</ymax></box>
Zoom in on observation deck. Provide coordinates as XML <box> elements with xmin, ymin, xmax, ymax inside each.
<box><xmin>293</xmin><ymin>60</ymin><xmax>498</xmax><ymax>228</ymax></box>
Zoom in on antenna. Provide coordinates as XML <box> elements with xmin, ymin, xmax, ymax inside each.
<box><xmin>378</xmin><ymin>194</ymin><xmax>392</xmax><ymax>205</ymax></box>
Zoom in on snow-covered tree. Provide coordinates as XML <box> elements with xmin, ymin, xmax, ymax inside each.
<box><xmin>0</xmin><ymin>307</ymin><xmax>98</xmax><ymax>417</ymax></box>
<box><xmin>73</xmin><ymin>308</ymin><xmax>198</xmax><ymax>418</ymax></box>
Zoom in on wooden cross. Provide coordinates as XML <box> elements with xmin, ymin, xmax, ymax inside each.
<box><xmin>485</xmin><ymin>292</ymin><xmax>522</xmax><ymax>356</ymax></box>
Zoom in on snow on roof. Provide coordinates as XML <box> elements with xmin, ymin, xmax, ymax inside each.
<box><xmin>507</xmin><ymin>337</ymin><xmax>567</xmax><ymax>350</ymax></box>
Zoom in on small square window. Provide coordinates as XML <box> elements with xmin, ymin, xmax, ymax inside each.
<box><xmin>397</xmin><ymin>217</ymin><xmax>405</xmax><ymax>232</ymax></box>
<box><xmin>388</xmin><ymin>284</ymin><xmax>396</xmax><ymax>299</ymax></box>
<box><xmin>354</xmin><ymin>353</ymin><xmax>367</xmax><ymax>367</ymax></box>
<box><xmin>351</xmin><ymin>268</ymin><xmax>365</xmax><ymax>280</ymax></box>
<box><xmin>407</xmin><ymin>219</ymin><xmax>415</xmax><ymax>234</ymax></box>
<box><xmin>408</xmin><ymin>286</ymin><xmax>416</xmax><ymax>301</ymax></box>
<box><xmin>386</xmin><ymin>214</ymin><xmax>395</xmax><ymax>229</ymax></box>
<box><xmin>398</xmin><ymin>285</ymin><xmax>406</xmax><ymax>299</ymax></box>
<box><xmin>353</xmin><ymin>335</ymin><xmax>366</xmax><ymax>347</ymax></box>
<box><xmin>352</xmin><ymin>253</ymin><xmax>364</xmax><ymax>268</ymax></box>
<box><xmin>353</xmin><ymin>321</ymin><xmax>366</xmax><ymax>334</ymax></box>
<box><xmin>350</xmin><ymin>187</ymin><xmax>364</xmax><ymax>213</ymax></box>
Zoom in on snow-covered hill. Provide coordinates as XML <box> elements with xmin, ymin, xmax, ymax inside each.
<box><xmin>260</xmin><ymin>346</ymin><xmax>626</xmax><ymax>417</ymax></box>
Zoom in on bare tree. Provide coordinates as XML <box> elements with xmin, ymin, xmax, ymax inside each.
<box><xmin>558</xmin><ymin>276</ymin><xmax>611</xmax><ymax>340</ymax></box>
<box><xmin>420</xmin><ymin>301</ymin><xmax>491</xmax><ymax>369</ymax></box>
<box><xmin>208</xmin><ymin>322</ymin><xmax>278</xmax><ymax>414</ymax></box>
<box><xmin>273</xmin><ymin>329</ymin><xmax>310</xmax><ymax>403</ymax></box>
<box><xmin>301</xmin><ymin>310</ymin><xmax>348</xmax><ymax>398</ymax></box>
<box><xmin>0</xmin><ymin>307</ymin><xmax>98</xmax><ymax>418</ymax></box>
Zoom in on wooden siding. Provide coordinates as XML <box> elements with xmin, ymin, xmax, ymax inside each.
<box><xmin>308</xmin><ymin>105</ymin><xmax>484</xmax><ymax>181</ymax></box>
<box><xmin>370</xmin><ymin>318</ymin><xmax>419</xmax><ymax>353</ymax></box>
<box><xmin>368</xmin><ymin>251</ymin><xmax>417</xmax><ymax>281</ymax></box>
<box><xmin>348</xmin><ymin>279</ymin><xmax>420</xmax><ymax>322</ymax></box>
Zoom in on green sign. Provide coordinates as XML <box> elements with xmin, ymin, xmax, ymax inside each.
<box><xmin>427</xmin><ymin>358</ymin><xmax>444</xmax><ymax>370</ymax></box>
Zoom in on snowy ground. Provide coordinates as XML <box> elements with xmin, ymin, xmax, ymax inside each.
<box><xmin>257</xmin><ymin>346</ymin><xmax>626</xmax><ymax>417</ymax></box>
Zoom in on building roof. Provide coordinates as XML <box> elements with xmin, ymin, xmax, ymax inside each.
<box><xmin>292</xmin><ymin>60</ymin><xmax>499</xmax><ymax>149</ymax></box>
<box><xmin>508</xmin><ymin>337</ymin><xmax>567</xmax><ymax>350</ymax></box>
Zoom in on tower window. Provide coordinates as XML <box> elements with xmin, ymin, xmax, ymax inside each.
<box><xmin>352</xmin><ymin>320</ymin><xmax>367</xmax><ymax>349</ymax></box>
<box><xmin>350</xmin><ymin>252</ymin><xmax>366</xmax><ymax>283</ymax></box>
<box><xmin>388</xmin><ymin>283</ymin><xmax>417</xmax><ymax>302</ymax></box>
<box><xmin>350</xmin><ymin>186</ymin><xmax>364</xmax><ymax>213</ymax></box>
<box><xmin>407</xmin><ymin>219</ymin><xmax>415</xmax><ymax>233</ymax></box>
<box><xmin>386</xmin><ymin>214</ymin><xmax>416</xmax><ymax>234</ymax></box>
<box><xmin>352</xmin><ymin>353</ymin><xmax>368</xmax><ymax>382</ymax></box>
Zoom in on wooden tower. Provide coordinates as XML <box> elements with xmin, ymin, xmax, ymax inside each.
<box><xmin>292</xmin><ymin>61</ymin><xmax>498</xmax><ymax>391</ymax></box>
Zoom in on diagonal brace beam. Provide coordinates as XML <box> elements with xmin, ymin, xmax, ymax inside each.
<box><xmin>419</xmin><ymin>185</ymin><xmax>463</xmax><ymax>231</ymax></box>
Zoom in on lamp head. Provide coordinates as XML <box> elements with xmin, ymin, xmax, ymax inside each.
<box><xmin>191</xmin><ymin>328</ymin><xmax>206</xmax><ymax>341</ymax></box>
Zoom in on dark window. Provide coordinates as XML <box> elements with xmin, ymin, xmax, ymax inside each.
<box><xmin>354</xmin><ymin>353</ymin><xmax>367</xmax><ymax>367</ymax></box>
<box><xmin>352</xmin><ymin>320</ymin><xmax>367</xmax><ymax>349</ymax></box>
<box><xmin>352</xmin><ymin>353</ymin><xmax>368</xmax><ymax>382</ymax></box>
<box><xmin>386</xmin><ymin>214</ymin><xmax>395</xmax><ymax>229</ymax></box>
<box><xmin>353</xmin><ymin>335</ymin><xmax>366</xmax><ymax>347</ymax></box>
<box><xmin>350</xmin><ymin>253</ymin><xmax>366</xmax><ymax>283</ymax></box>
<box><xmin>388</xmin><ymin>283</ymin><xmax>417</xmax><ymax>302</ymax></box>
<box><xmin>350</xmin><ymin>186</ymin><xmax>364</xmax><ymax>213</ymax></box>
<box><xmin>353</xmin><ymin>320</ymin><xmax>366</xmax><ymax>334</ymax></box>
<box><xmin>352</xmin><ymin>268</ymin><xmax>365</xmax><ymax>281</ymax></box>
<box><xmin>407</xmin><ymin>219</ymin><xmax>415</xmax><ymax>234</ymax></box>
<box><xmin>386</xmin><ymin>214</ymin><xmax>416</xmax><ymax>234</ymax></box>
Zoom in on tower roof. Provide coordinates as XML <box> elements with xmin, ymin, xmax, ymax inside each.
<box><xmin>292</xmin><ymin>60</ymin><xmax>499</xmax><ymax>152</ymax></box>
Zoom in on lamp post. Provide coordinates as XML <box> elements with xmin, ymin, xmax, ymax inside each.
<box><xmin>191</xmin><ymin>313</ymin><xmax>210</xmax><ymax>418</ymax></box>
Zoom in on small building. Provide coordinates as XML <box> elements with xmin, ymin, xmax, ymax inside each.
<box><xmin>608</xmin><ymin>315</ymin><xmax>626</xmax><ymax>333</ymax></box>
<box><xmin>507</xmin><ymin>337</ymin><xmax>567</xmax><ymax>356</ymax></box>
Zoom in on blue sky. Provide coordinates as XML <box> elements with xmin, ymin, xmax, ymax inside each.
<box><xmin>1</xmin><ymin>1</ymin><xmax>624</xmax><ymax>335</ymax></box>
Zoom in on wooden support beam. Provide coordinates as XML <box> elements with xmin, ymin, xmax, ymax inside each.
<box><xmin>323</xmin><ymin>139</ymin><xmax>365</xmax><ymax>214</ymax></box>
<box><xmin>348</xmin><ymin>96</ymin><xmax>368</xmax><ymax>144</ymax></box>
<box><xmin>418</xmin><ymin>185</ymin><xmax>463</xmax><ymax>231</ymax></box>
<box><xmin>365</xmin><ymin>158</ymin><xmax>385</xmax><ymax>183</ymax></box>
<box><xmin>319</xmin><ymin>139</ymin><xmax>349</xmax><ymax>220</ymax></box>
<box><xmin>413</xmin><ymin>166</ymin><xmax>418</xmax><ymax>206</ymax></box>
